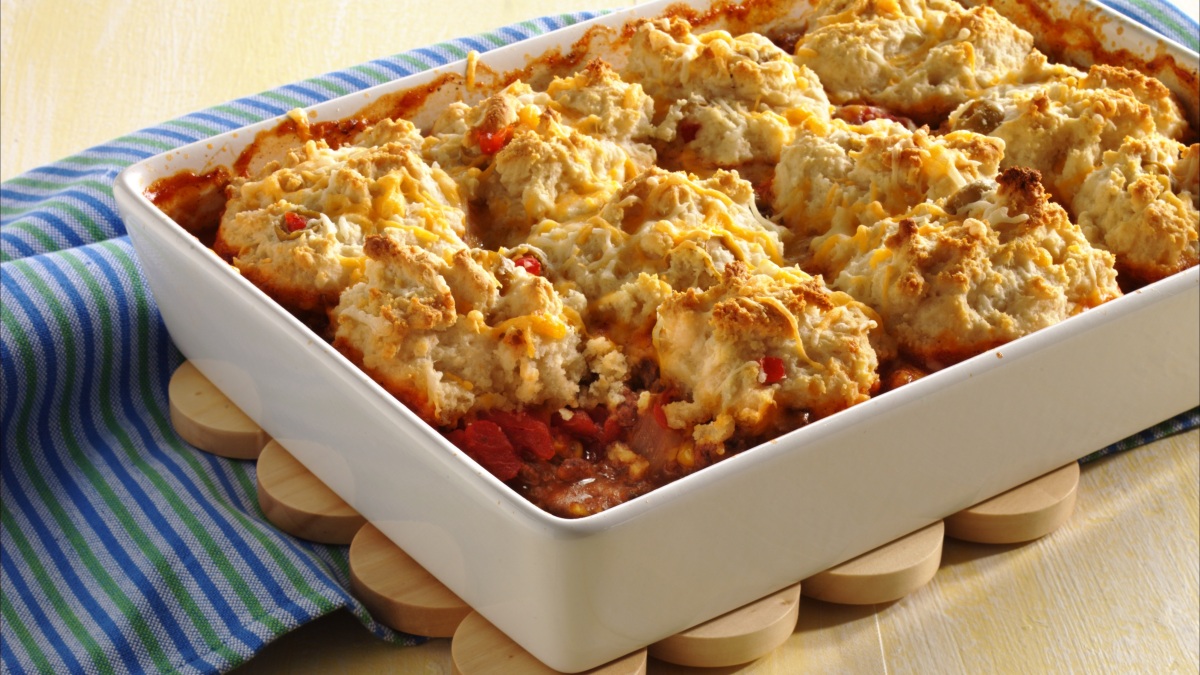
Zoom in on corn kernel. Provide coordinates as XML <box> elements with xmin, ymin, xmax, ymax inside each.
<box><xmin>676</xmin><ymin>442</ymin><xmax>695</xmax><ymax>468</ymax></box>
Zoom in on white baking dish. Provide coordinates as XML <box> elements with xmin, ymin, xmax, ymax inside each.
<box><xmin>113</xmin><ymin>0</ymin><xmax>1200</xmax><ymax>670</ymax></box>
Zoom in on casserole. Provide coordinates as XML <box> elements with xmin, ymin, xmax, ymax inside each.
<box><xmin>113</xmin><ymin>0</ymin><xmax>1199</xmax><ymax>669</ymax></box>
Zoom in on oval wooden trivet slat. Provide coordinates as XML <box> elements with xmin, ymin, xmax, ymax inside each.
<box><xmin>256</xmin><ymin>440</ymin><xmax>365</xmax><ymax>545</ymax></box>
<box><xmin>349</xmin><ymin>523</ymin><xmax>471</xmax><ymax>638</ymax></box>
<box><xmin>802</xmin><ymin>520</ymin><xmax>944</xmax><ymax>605</ymax></box>
<box><xmin>451</xmin><ymin>611</ymin><xmax>647</xmax><ymax>675</ymax></box>
<box><xmin>945</xmin><ymin>462</ymin><xmax>1080</xmax><ymax>544</ymax></box>
<box><xmin>649</xmin><ymin>582</ymin><xmax>801</xmax><ymax>667</ymax></box>
<box><xmin>169</xmin><ymin>360</ymin><xmax>269</xmax><ymax>459</ymax></box>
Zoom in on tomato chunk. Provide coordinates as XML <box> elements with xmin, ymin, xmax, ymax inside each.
<box><xmin>484</xmin><ymin>410</ymin><xmax>556</xmax><ymax>461</ymax></box>
<box><xmin>513</xmin><ymin>255</ymin><xmax>542</xmax><ymax>276</ymax></box>
<box><xmin>283</xmin><ymin>212</ymin><xmax>308</xmax><ymax>232</ymax></box>
<box><xmin>758</xmin><ymin>356</ymin><xmax>786</xmax><ymax>384</ymax></box>
<box><xmin>456</xmin><ymin>420</ymin><xmax>521</xmax><ymax>480</ymax></box>
<box><xmin>556</xmin><ymin>409</ymin><xmax>601</xmax><ymax>440</ymax></box>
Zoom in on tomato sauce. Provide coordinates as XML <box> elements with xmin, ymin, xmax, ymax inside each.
<box><xmin>145</xmin><ymin>167</ymin><xmax>231</xmax><ymax>246</ymax></box>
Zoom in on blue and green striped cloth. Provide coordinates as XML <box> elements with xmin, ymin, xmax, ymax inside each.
<box><xmin>1</xmin><ymin>4</ymin><xmax>1197</xmax><ymax>674</ymax></box>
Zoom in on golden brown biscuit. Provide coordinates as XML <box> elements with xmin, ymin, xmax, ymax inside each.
<box><xmin>946</xmin><ymin>73</ymin><xmax>1160</xmax><ymax>205</ymax></box>
<box><xmin>525</xmin><ymin>167</ymin><xmax>789</xmax><ymax>356</ymax></box>
<box><xmin>331</xmin><ymin>236</ymin><xmax>588</xmax><ymax>426</ymax></box>
<box><xmin>653</xmin><ymin>261</ymin><xmax>881</xmax><ymax>449</ymax></box>
<box><xmin>1074</xmin><ymin>135</ymin><xmax>1200</xmax><ymax>284</ymax></box>
<box><xmin>423</xmin><ymin>80</ymin><xmax>653</xmax><ymax>248</ymax></box>
<box><xmin>827</xmin><ymin>168</ymin><xmax>1122</xmax><ymax>368</ymax></box>
<box><xmin>773</xmin><ymin>118</ymin><xmax>1004</xmax><ymax>260</ymax></box>
<box><xmin>624</xmin><ymin>18</ymin><xmax>830</xmax><ymax>172</ymax></box>
<box><xmin>794</xmin><ymin>0</ymin><xmax>1041</xmax><ymax>121</ymax></box>
<box><xmin>544</xmin><ymin>59</ymin><xmax>657</xmax><ymax>145</ymax></box>
<box><xmin>215</xmin><ymin>118</ymin><xmax>466</xmax><ymax>313</ymax></box>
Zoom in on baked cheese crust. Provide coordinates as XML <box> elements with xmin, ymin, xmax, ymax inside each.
<box><xmin>826</xmin><ymin>168</ymin><xmax>1122</xmax><ymax>367</ymax></box>
<box><xmin>208</xmin><ymin>0</ymin><xmax>1195</xmax><ymax>516</ymax></box>
<box><xmin>215</xmin><ymin>116</ymin><xmax>465</xmax><ymax>313</ymax></box>
<box><xmin>793</xmin><ymin>0</ymin><xmax>1044</xmax><ymax>121</ymax></box>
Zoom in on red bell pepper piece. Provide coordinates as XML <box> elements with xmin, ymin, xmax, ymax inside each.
<box><xmin>477</xmin><ymin>125</ymin><xmax>512</xmax><ymax>155</ymax></box>
<box><xmin>283</xmin><ymin>212</ymin><xmax>308</xmax><ymax>232</ymax></box>
<box><xmin>758</xmin><ymin>356</ymin><xmax>786</xmax><ymax>384</ymax></box>
<box><xmin>513</xmin><ymin>255</ymin><xmax>542</xmax><ymax>276</ymax></box>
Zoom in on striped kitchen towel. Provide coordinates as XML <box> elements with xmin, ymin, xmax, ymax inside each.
<box><xmin>1105</xmin><ymin>0</ymin><xmax>1199</xmax><ymax>50</ymax></box>
<box><xmin>1</xmin><ymin>4</ymin><xmax>1197</xmax><ymax>675</ymax></box>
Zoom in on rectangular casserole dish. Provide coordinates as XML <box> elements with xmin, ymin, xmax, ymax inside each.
<box><xmin>113</xmin><ymin>0</ymin><xmax>1200</xmax><ymax>670</ymax></box>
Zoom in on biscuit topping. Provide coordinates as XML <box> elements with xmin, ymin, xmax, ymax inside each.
<box><xmin>201</xmin><ymin>0</ymin><xmax>1194</xmax><ymax>516</ymax></box>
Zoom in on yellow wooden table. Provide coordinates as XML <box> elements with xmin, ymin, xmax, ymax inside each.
<box><xmin>4</xmin><ymin>2</ymin><xmax>1197</xmax><ymax>673</ymax></box>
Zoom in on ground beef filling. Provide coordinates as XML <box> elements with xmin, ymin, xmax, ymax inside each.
<box><xmin>445</xmin><ymin>393</ymin><xmax>810</xmax><ymax>518</ymax></box>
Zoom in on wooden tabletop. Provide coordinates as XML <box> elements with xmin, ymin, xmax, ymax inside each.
<box><xmin>3</xmin><ymin>2</ymin><xmax>1197</xmax><ymax>673</ymax></box>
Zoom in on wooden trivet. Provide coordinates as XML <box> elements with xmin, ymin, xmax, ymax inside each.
<box><xmin>945</xmin><ymin>462</ymin><xmax>1080</xmax><ymax>544</ymax></box>
<box><xmin>648</xmin><ymin>582</ymin><xmax>802</xmax><ymax>667</ymax></box>
<box><xmin>168</xmin><ymin>360</ymin><xmax>269</xmax><ymax>459</ymax></box>
<box><xmin>256</xmin><ymin>440</ymin><xmax>366</xmax><ymax>545</ymax></box>
<box><xmin>350</xmin><ymin>523</ymin><xmax>471</xmax><ymax>638</ymax></box>
<box><xmin>801</xmin><ymin>520</ymin><xmax>944</xmax><ymax>605</ymax></box>
<box><xmin>451</xmin><ymin>611</ymin><xmax>647</xmax><ymax>675</ymax></box>
<box><xmin>168</xmin><ymin>360</ymin><xmax>1084</xmax><ymax>671</ymax></box>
